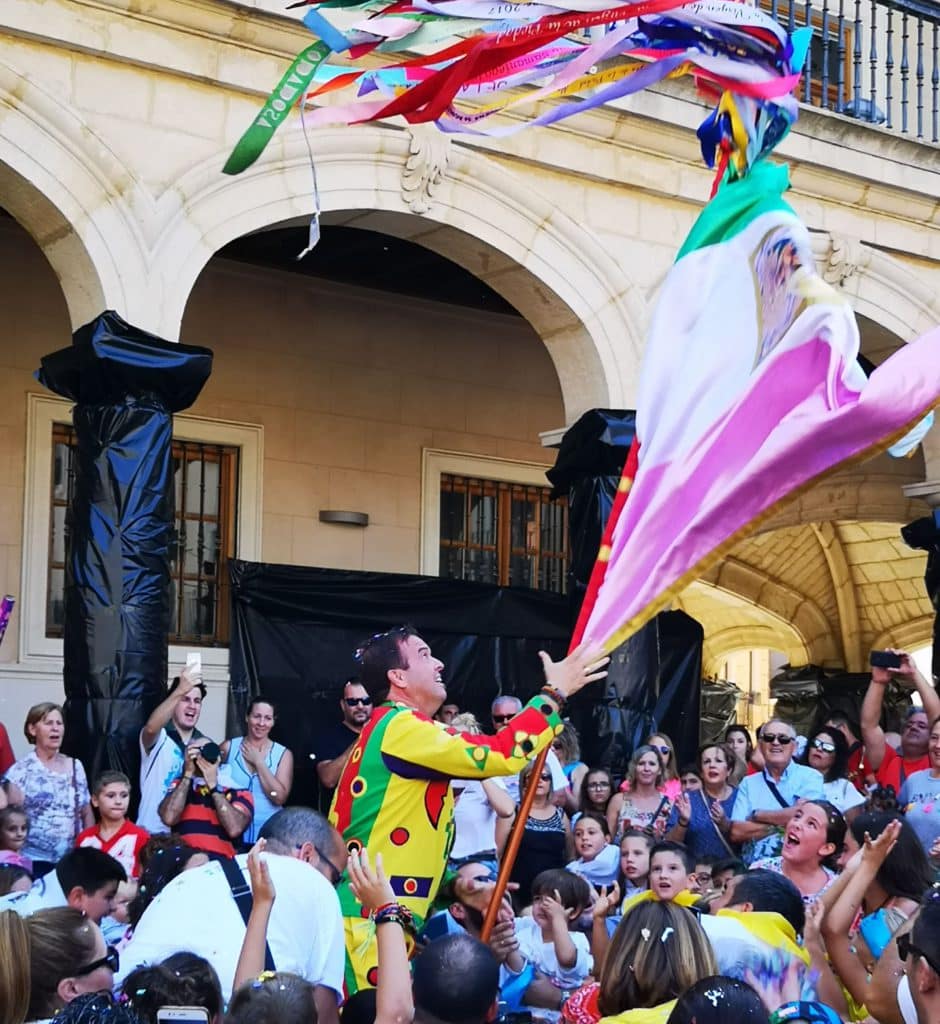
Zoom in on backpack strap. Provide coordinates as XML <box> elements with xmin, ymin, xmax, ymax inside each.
<box><xmin>218</xmin><ymin>857</ymin><xmax>275</xmax><ymax>972</ymax></box>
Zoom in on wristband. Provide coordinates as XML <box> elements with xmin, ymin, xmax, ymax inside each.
<box><xmin>678</xmin><ymin>819</ymin><xmax>690</xmax><ymax>828</ymax></box>
<box><xmin>540</xmin><ymin>683</ymin><xmax>567</xmax><ymax>708</ymax></box>
<box><xmin>374</xmin><ymin>903</ymin><xmax>415</xmax><ymax>933</ymax></box>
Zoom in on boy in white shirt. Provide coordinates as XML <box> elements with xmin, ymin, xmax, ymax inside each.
<box><xmin>507</xmin><ymin>869</ymin><xmax>593</xmax><ymax>1021</ymax></box>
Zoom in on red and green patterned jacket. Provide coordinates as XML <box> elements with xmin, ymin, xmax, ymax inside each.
<box><xmin>329</xmin><ymin>695</ymin><xmax>562</xmax><ymax>925</ymax></box>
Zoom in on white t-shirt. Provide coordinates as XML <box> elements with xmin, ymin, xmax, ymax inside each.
<box><xmin>514</xmin><ymin>915</ymin><xmax>592</xmax><ymax>986</ymax></box>
<box><xmin>515</xmin><ymin>916</ymin><xmax>591</xmax><ymax>1023</ymax></box>
<box><xmin>566</xmin><ymin>844</ymin><xmax>620</xmax><ymax>889</ymax></box>
<box><xmin>116</xmin><ymin>853</ymin><xmax>345</xmax><ymax>1000</ymax></box>
<box><xmin>451</xmin><ymin>777</ymin><xmax>508</xmax><ymax>859</ymax></box>
<box><xmin>137</xmin><ymin>728</ymin><xmax>185</xmax><ymax>834</ymax></box>
<box><xmin>822</xmin><ymin>777</ymin><xmax>866</xmax><ymax>815</ymax></box>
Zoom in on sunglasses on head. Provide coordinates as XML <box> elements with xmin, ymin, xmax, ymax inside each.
<box><xmin>344</xmin><ymin>697</ymin><xmax>372</xmax><ymax>707</ymax></box>
<box><xmin>760</xmin><ymin>732</ymin><xmax>794</xmax><ymax>745</ymax></box>
<box><xmin>74</xmin><ymin>946</ymin><xmax>120</xmax><ymax>977</ymax></box>
<box><xmin>354</xmin><ymin>626</ymin><xmax>410</xmax><ymax>662</ymax></box>
<box><xmin>811</xmin><ymin>738</ymin><xmax>836</xmax><ymax>754</ymax></box>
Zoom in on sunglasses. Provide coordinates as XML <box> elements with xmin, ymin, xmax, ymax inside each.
<box><xmin>74</xmin><ymin>946</ymin><xmax>120</xmax><ymax>977</ymax></box>
<box><xmin>539</xmin><ymin>773</ymin><xmax>552</xmax><ymax>781</ymax></box>
<box><xmin>811</xmin><ymin>738</ymin><xmax>836</xmax><ymax>754</ymax></box>
<box><xmin>493</xmin><ymin>714</ymin><xmax>515</xmax><ymax>724</ymax></box>
<box><xmin>897</xmin><ymin>932</ymin><xmax>940</xmax><ymax>976</ymax></box>
<box><xmin>354</xmin><ymin>626</ymin><xmax>410</xmax><ymax>662</ymax></box>
<box><xmin>587</xmin><ymin>781</ymin><xmax>611</xmax><ymax>789</ymax></box>
<box><xmin>652</xmin><ymin>745</ymin><xmax>671</xmax><ymax>756</ymax></box>
<box><xmin>344</xmin><ymin>697</ymin><xmax>372</xmax><ymax>707</ymax></box>
<box><xmin>760</xmin><ymin>733</ymin><xmax>794</xmax><ymax>745</ymax></box>
<box><xmin>313</xmin><ymin>843</ymin><xmax>345</xmax><ymax>887</ymax></box>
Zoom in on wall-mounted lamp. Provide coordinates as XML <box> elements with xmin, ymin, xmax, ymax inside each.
<box><xmin>319</xmin><ymin>509</ymin><xmax>369</xmax><ymax>527</ymax></box>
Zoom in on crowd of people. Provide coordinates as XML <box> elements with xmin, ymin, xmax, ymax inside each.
<box><xmin>0</xmin><ymin>632</ymin><xmax>937</xmax><ymax>1024</ymax></box>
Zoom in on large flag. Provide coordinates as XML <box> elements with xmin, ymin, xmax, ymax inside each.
<box><xmin>578</xmin><ymin>160</ymin><xmax>940</xmax><ymax>653</ymax></box>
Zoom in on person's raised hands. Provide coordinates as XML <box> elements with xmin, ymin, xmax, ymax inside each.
<box><xmin>539</xmin><ymin>641</ymin><xmax>610</xmax><ymax>700</ymax></box>
<box><xmin>347</xmin><ymin>848</ymin><xmax>395</xmax><ymax>914</ymax></box>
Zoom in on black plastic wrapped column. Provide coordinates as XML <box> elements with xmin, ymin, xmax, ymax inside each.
<box><xmin>36</xmin><ymin>311</ymin><xmax>213</xmax><ymax>787</ymax></box>
<box><xmin>547</xmin><ymin>410</ymin><xmax>704</xmax><ymax>773</ymax></box>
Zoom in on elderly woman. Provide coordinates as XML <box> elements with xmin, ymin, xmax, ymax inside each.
<box><xmin>3</xmin><ymin>703</ymin><xmax>93</xmax><ymax>875</ymax></box>
<box><xmin>666</xmin><ymin>743</ymin><xmax>738</xmax><ymax>861</ymax></box>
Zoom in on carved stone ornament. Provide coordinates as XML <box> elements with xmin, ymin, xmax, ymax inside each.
<box><xmin>820</xmin><ymin>232</ymin><xmax>869</xmax><ymax>287</ymax></box>
<box><xmin>401</xmin><ymin>124</ymin><xmax>451</xmax><ymax>214</ymax></box>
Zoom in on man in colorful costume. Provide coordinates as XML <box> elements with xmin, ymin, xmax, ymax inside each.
<box><xmin>329</xmin><ymin>625</ymin><xmax>607</xmax><ymax>993</ymax></box>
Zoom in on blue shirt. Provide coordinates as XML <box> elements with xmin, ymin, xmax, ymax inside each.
<box><xmin>666</xmin><ymin>787</ymin><xmax>738</xmax><ymax>860</ymax></box>
<box><xmin>731</xmin><ymin>762</ymin><xmax>825</xmax><ymax>863</ymax></box>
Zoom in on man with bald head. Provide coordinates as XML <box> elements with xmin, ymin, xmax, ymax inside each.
<box><xmin>729</xmin><ymin>718</ymin><xmax>824</xmax><ymax>864</ymax></box>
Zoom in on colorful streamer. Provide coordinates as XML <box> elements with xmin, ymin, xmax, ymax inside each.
<box><xmin>224</xmin><ymin>0</ymin><xmax>809</xmax><ymax>177</ymax></box>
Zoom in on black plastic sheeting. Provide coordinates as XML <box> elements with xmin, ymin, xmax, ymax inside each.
<box><xmin>567</xmin><ymin>611</ymin><xmax>704</xmax><ymax>775</ymax></box>
<box><xmin>229</xmin><ymin>561</ymin><xmax>572</xmax><ymax>808</ymax></box>
<box><xmin>770</xmin><ymin>665</ymin><xmax>916</xmax><ymax>737</ymax></box>
<box><xmin>546</xmin><ymin>408</ymin><xmax>636</xmax><ymax>623</ymax></box>
<box><xmin>36</xmin><ymin>311</ymin><xmax>213</xmax><ymax>789</ymax></box>
<box><xmin>700</xmin><ymin>678</ymin><xmax>743</xmax><ymax>746</ymax></box>
<box><xmin>229</xmin><ymin>561</ymin><xmax>705</xmax><ymax>806</ymax></box>
<box><xmin>546</xmin><ymin>408</ymin><xmax>703</xmax><ymax>775</ymax></box>
<box><xmin>902</xmin><ymin>513</ymin><xmax>940</xmax><ymax>679</ymax></box>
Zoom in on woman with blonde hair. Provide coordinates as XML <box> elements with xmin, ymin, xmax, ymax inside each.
<box><xmin>4</xmin><ymin>703</ymin><xmax>93</xmax><ymax>876</ymax></box>
<box><xmin>606</xmin><ymin>746</ymin><xmax>672</xmax><ymax>842</ymax></box>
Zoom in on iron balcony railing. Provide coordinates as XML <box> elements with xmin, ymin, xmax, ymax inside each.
<box><xmin>773</xmin><ymin>0</ymin><xmax>940</xmax><ymax>143</ymax></box>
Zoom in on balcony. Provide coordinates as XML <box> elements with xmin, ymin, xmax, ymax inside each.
<box><xmin>770</xmin><ymin>0</ymin><xmax>939</xmax><ymax>143</ymax></box>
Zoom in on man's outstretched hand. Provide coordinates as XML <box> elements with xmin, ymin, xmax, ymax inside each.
<box><xmin>539</xmin><ymin>640</ymin><xmax>610</xmax><ymax>699</ymax></box>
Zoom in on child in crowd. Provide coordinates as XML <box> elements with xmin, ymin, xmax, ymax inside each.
<box><xmin>511</xmin><ymin>868</ymin><xmax>593</xmax><ymax>1021</ymax></box>
<box><xmin>567</xmin><ymin>812</ymin><xmax>619</xmax><ymax>889</ymax></box>
<box><xmin>0</xmin><ymin>804</ymin><xmax>31</xmax><ymax>874</ymax></box>
<box><xmin>710</xmin><ymin>856</ymin><xmax>747</xmax><ymax>894</ymax></box>
<box><xmin>76</xmin><ymin>771</ymin><xmax>149</xmax><ymax>878</ymax></box>
<box><xmin>691</xmin><ymin>855</ymin><xmax>719</xmax><ymax>894</ymax></box>
<box><xmin>619</xmin><ymin>828</ymin><xmax>652</xmax><ymax>899</ymax></box>
<box><xmin>648</xmin><ymin>841</ymin><xmax>698</xmax><ymax>903</ymax></box>
<box><xmin>102</xmin><ymin>878</ymin><xmax>138</xmax><ymax>947</ymax></box>
<box><xmin>679</xmin><ymin>764</ymin><xmax>703</xmax><ymax>791</ymax></box>
<box><xmin>0</xmin><ymin>862</ymin><xmax>32</xmax><ymax>895</ymax></box>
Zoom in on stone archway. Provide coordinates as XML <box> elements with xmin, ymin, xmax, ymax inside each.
<box><xmin>150</xmin><ymin>123</ymin><xmax>648</xmax><ymax>423</ymax></box>
<box><xmin>0</xmin><ymin>61</ymin><xmax>148</xmax><ymax>330</ymax></box>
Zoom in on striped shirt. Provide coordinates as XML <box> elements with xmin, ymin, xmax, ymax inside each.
<box><xmin>170</xmin><ymin>779</ymin><xmax>252</xmax><ymax>859</ymax></box>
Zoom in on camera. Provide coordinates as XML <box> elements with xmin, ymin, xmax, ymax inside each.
<box><xmin>197</xmin><ymin>741</ymin><xmax>221</xmax><ymax>764</ymax></box>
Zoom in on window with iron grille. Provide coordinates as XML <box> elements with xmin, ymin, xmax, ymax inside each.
<box><xmin>48</xmin><ymin>424</ymin><xmax>240</xmax><ymax>645</ymax></box>
<box><xmin>438</xmin><ymin>473</ymin><xmax>569</xmax><ymax>593</ymax></box>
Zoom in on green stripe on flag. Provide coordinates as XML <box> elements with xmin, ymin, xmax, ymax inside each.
<box><xmin>676</xmin><ymin>161</ymin><xmax>795</xmax><ymax>261</ymax></box>
<box><xmin>222</xmin><ymin>41</ymin><xmax>331</xmax><ymax>176</ymax></box>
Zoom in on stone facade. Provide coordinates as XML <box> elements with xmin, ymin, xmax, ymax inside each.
<box><xmin>0</xmin><ymin>0</ymin><xmax>938</xmax><ymax>747</ymax></box>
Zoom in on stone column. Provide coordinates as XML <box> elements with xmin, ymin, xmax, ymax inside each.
<box><xmin>36</xmin><ymin>311</ymin><xmax>213</xmax><ymax>788</ymax></box>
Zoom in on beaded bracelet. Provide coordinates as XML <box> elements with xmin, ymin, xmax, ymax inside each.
<box><xmin>374</xmin><ymin>903</ymin><xmax>416</xmax><ymax>933</ymax></box>
<box><xmin>540</xmin><ymin>683</ymin><xmax>567</xmax><ymax>708</ymax></box>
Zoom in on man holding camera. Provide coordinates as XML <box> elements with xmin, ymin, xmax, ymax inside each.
<box><xmin>861</xmin><ymin>649</ymin><xmax>940</xmax><ymax>795</ymax></box>
<box><xmin>138</xmin><ymin>663</ymin><xmax>208</xmax><ymax>833</ymax></box>
<box><xmin>157</xmin><ymin>737</ymin><xmax>253</xmax><ymax>858</ymax></box>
